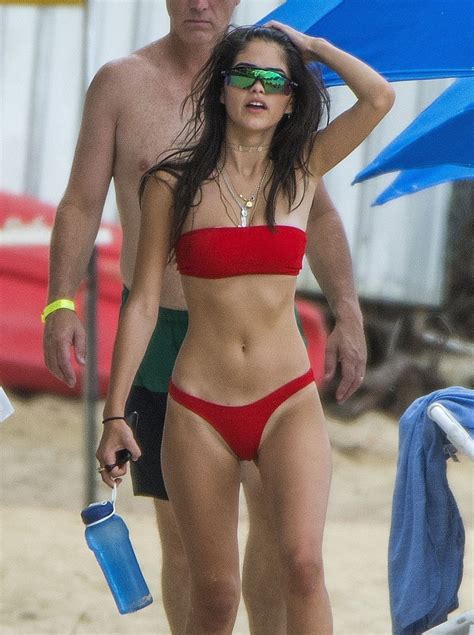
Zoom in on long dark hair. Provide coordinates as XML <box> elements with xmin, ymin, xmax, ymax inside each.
<box><xmin>139</xmin><ymin>26</ymin><xmax>330</xmax><ymax>254</ymax></box>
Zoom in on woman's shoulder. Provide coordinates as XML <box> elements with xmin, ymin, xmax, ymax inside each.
<box><xmin>139</xmin><ymin>165</ymin><xmax>180</xmax><ymax>207</ymax></box>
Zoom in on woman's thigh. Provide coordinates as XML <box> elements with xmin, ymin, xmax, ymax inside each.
<box><xmin>256</xmin><ymin>386</ymin><xmax>332</xmax><ymax>555</ymax></box>
<box><xmin>161</xmin><ymin>397</ymin><xmax>242</xmax><ymax>578</ymax></box>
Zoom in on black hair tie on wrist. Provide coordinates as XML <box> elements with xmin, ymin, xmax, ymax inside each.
<box><xmin>102</xmin><ymin>416</ymin><xmax>127</xmax><ymax>424</ymax></box>
<box><xmin>102</xmin><ymin>411</ymin><xmax>138</xmax><ymax>427</ymax></box>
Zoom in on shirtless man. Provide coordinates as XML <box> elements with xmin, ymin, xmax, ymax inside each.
<box><xmin>43</xmin><ymin>1</ymin><xmax>366</xmax><ymax>632</ymax></box>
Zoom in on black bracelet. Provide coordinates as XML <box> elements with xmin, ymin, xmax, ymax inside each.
<box><xmin>102</xmin><ymin>416</ymin><xmax>127</xmax><ymax>424</ymax></box>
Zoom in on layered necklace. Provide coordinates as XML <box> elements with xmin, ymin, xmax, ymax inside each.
<box><xmin>218</xmin><ymin>161</ymin><xmax>271</xmax><ymax>228</ymax></box>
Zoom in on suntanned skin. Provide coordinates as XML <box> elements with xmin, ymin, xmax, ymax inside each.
<box><xmin>44</xmin><ymin>2</ymin><xmax>369</xmax><ymax>632</ymax></box>
<box><xmin>97</xmin><ymin>24</ymin><xmax>394</xmax><ymax>632</ymax></box>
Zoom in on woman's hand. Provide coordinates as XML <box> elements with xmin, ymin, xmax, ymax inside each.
<box><xmin>265</xmin><ymin>21</ymin><xmax>326</xmax><ymax>63</ymax></box>
<box><xmin>267</xmin><ymin>22</ymin><xmax>394</xmax><ymax>177</ymax></box>
<box><xmin>96</xmin><ymin>420</ymin><xmax>141</xmax><ymax>487</ymax></box>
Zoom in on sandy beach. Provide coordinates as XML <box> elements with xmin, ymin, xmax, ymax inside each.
<box><xmin>1</xmin><ymin>388</ymin><xmax>472</xmax><ymax>635</ymax></box>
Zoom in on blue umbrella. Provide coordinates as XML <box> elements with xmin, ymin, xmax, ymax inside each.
<box><xmin>372</xmin><ymin>165</ymin><xmax>474</xmax><ymax>206</ymax></box>
<box><xmin>258</xmin><ymin>0</ymin><xmax>474</xmax><ymax>86</ymax></box>
<box><xmin>353</xmin><ymin>78</ymin><xmax>474</xmax><ymax>185</ymax></box>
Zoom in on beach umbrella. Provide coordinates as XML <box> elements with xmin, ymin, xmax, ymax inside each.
<box><xmin>258</xmin><ymin>0</ymin><xmax>474</xmax><ymax>86</ymax></box>
<box><xmin>353</xmin><ymin>78</ymin><xmax>474</xmax><ymax>187</ymax></box>
<box><xmin>371</xmin><ymin>165</ymin><xmax>474</xmax><ymax>206</ymax></box>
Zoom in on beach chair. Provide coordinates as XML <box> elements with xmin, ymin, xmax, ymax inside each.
<box><xmin>427</xmin><ymin>402</ymin><xmax>474</xmax><ymax>461</ymax></box>
<box><xmin>424</xmin><ymin>609</ymin><xmax>474</xmax><ymax>634</ymax></box>
<box><xmin>423</xmin><ymin>403</ymin><xmax>474</xmax><ymax>635</ymax></box>
<box><xmin>389</xmin><ymin>388</ymin><xmax>474</xmax><ymax>635</ymax></box>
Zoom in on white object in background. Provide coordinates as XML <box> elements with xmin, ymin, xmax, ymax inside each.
<box><xmin>424</xmin><ymin>609</ymin><xmax>474</xmax><ymax>633</ymax></box>
<box><xmin>427</xmin><ymin>403</ymin><xmax>474</xmax><ymax>461</ymax></box>
<box><xmin>0</xmin><ymin>387</ymin><xmax>15</xmax><ymax>422</ymax></box>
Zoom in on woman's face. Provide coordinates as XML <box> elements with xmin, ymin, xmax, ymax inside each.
<box><xmin>220</xmin><ymin>39</ymin><xmax>294</xmax><ymax>137</ymax></box>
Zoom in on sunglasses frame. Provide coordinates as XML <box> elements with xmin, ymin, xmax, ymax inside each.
<box><xmin>221</xmin><ymin>66</ymin><xmax>298</xmax><ymax>96</ymax></box>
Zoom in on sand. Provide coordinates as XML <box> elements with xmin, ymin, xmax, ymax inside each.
<box><xmin>1</xmin><ymin>390</ymin><xmax>472</xmax><ymax>634</ymax></box>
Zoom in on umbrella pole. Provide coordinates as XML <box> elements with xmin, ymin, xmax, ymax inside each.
<box><xmin>82</xmin><ymin>0</ymin><xmax>98</xmax><ymax>506</ymax></box>
<box><xmin>84</xmin><ymin>247</ymin><xmax>98</xmax><ymax>505</ymax></box>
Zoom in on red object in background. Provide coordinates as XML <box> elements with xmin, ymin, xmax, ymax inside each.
<box><xmin>295</xmin><ymin>297</ymin><xmax>328</xmax><ymax>388</ymax></box>
<box><xmin>0</xmin><ymin>191</ymin><xmax>122</xmax><ymax>397</ymax></box>
<box><xmin>0</xmin><ymin>191</ymin><xmax>327</xmax><ymax>396</ymax></box>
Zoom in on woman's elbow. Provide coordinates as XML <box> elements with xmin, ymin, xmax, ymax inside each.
<box><xmin>125</xmin><ymin>295</ymin><xmax>159</xmax><ymax>326</ymax></box>
<box><xmin>372</xmin><ymin>82</ymin><xmax>396</xmax><ymax>114</ymax></box>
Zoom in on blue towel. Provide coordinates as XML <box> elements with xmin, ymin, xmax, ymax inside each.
<box><xmin>389</xmin><ymin>387</ymin><xmax>474</xmax><ymax>635</ymax></box>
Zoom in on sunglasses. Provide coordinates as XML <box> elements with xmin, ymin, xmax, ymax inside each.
<box><xmin>222</xmin><ymin>66</ymin><xmax>297</xmax><ymax>96</ymax></box>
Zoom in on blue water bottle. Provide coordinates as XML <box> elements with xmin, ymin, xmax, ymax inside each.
<box><xmin>81</xmin><ymin>485</ymin><xmax>153</xmax><ymax>614</ymax></box>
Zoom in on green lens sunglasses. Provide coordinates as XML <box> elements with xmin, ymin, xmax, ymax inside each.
<box><xmin>222</xmin><ymin>66</ymin><xmax>298</xmax><ymax>95</ymax></box>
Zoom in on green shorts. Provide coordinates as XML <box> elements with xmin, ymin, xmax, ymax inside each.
<box><xmin>121</xmin><ymin>288</ymin><xmax>189</xmax><ymax>392</ymax></box>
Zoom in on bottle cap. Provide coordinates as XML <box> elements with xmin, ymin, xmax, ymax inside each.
<box><xmin>81</xmin><ymin>500</ymin><xmax>114</xmax><ymax>525</ymax></box>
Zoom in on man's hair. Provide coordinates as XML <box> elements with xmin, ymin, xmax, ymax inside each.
<box><xmin>140</xmin><ymin>25</ymin><xmax>330</xmax><ymax>254</ymax></box>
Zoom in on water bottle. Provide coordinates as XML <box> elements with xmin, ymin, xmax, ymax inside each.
<box><xmin>81</xmin><ymin>485</ymin><xmax>153</xmax><ymax>614</ymax></box>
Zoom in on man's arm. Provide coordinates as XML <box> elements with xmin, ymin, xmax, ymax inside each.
<box><xmin>305</xmin><ymin>181</ymin><xmax>367</xmax><ymax>402</ymax></box>
<box><xmin>44</xmin><ymin>64</ymin><xmax>119</xmax><ymax>386</ymax></box>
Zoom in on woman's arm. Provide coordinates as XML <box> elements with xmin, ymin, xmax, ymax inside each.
<box><xmin>268</xmin><ymin>21</ymin><xmax>395</xmax><ymax>176</ymax></box>
<box><xmin>97</xmin><ymin>173</ymin><xmax>174</xmax><ymax>486</ymax></box>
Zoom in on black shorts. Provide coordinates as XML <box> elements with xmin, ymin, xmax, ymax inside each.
<box><xmin>125</xmin><ymin>386</ymin><xmax>169</xmax><ymax>500</ymax></box>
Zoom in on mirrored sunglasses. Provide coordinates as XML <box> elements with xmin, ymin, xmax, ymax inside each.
<box><xmin>221</xmin><ymin>66</ymin><xmax>297</xmax><ymax>95</ymax></box>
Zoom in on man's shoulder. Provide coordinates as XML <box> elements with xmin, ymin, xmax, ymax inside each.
<box><xmin>91</xmin><ymin>39</ymin><xmax>166</xmax><ymax>89</ymax></box>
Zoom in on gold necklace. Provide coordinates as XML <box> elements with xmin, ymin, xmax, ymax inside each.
<box><xmin>226</xmin><ymin>141</ymin><xmax>271</xmax><ymax>154</ymax></box>
<box><xmin>218</xmin><ymin>162</ymin><xmax>270</xmax><ymax>227</ymax></box>
<box><xmin>217</xmin><ymin>181</ymin><xmax>242</xmax><ymax>228</ymax></box>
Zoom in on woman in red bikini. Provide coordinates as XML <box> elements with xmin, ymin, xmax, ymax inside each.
<box><xmin>98</xmin><ymin>22</ymin><xmax>394</xmax><ymax>633</ymax></box>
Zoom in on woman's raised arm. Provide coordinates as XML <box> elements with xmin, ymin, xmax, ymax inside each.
<box><xmin>267</xmin><ymin>21</ymin><xmax>395</xmax><ymax>177</ymax></box>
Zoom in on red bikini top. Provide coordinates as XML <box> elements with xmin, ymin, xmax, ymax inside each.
<box><xmin>175</xmin><ymin>225</ymin><xmax>306</xmax><ymax>279</ymax></box>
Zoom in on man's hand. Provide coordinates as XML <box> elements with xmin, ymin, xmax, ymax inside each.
<box><xmin>324</xmin><ymin>317</ymin><xmax>367</xmax><ymax>403</ymax></box>
<box><xmin>43</xmin><ymin>309</ymin><xmax>86</xmax><ymax>387</ymax></box>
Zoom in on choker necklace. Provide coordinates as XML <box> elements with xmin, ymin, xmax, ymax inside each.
<box><xmin>218</xmin><ymin>162</ymin><xmax>270</xmax><ymax>228</ymax></box>
<box><xmin>226</xmin><ymin>141</ymin><xmax>271</xmax><ymax>154</ymax></box>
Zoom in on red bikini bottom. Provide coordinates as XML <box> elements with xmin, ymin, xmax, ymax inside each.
<box><xmin>168</xmin><ymin>369</ymin><xmax>315</xmax><ymax>460</ymax></box>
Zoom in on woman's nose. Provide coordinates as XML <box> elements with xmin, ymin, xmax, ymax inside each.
<box><xmin>251</xmin><ymin>79</ymin><xmax>265</xmax><ymax>93</ymax></box>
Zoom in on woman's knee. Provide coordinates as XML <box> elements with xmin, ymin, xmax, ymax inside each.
<box><xmin>282</xmin><ymin>544</ymin><xmax>325</xmax><ymax>597</ymax></box>
<box><xmin>191</xmin><ymin>572</ymin><xmax>241</xmax><ymax>626</ymax></box>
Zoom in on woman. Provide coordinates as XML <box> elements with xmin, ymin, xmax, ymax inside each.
<box><xmin>97</xmin><ymin>23</ymin><xmax>394</xmax><ymax>633</ymax></box>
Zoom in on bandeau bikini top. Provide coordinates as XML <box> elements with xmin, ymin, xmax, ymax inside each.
<box><xmin>175</xmin><ymin>225</ymin><xmax>306</xmax><ymax>279</ymax></box>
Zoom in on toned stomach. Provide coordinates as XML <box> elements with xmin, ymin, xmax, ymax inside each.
<box><xmin>172</xmin><ymin>274</ymin><xmax>310</xmax><ymax>403</ymax></box>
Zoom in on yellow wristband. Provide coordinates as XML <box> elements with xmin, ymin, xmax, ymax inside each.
<box><xmin>41</xmin><ymin>299</ymin><xmax>76</xmax><ymax>323</ymax></box>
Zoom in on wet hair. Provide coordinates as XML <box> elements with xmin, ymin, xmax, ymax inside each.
<box><xmin>139</xmin><ymin>25</ymin><xmax>330</xmax><ymax>254</ymax></box>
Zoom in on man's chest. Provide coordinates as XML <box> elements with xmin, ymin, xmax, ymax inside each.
<box><xmin>115</xmin><ymin>87</ymin><xmax>191</xmax><ymax>177</ymax></box>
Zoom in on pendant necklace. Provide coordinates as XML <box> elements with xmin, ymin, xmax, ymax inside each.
<box><xmin>218</xmin><ymin>161</ymin><xmax>270</xmax><ymax>227</ymax></box>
